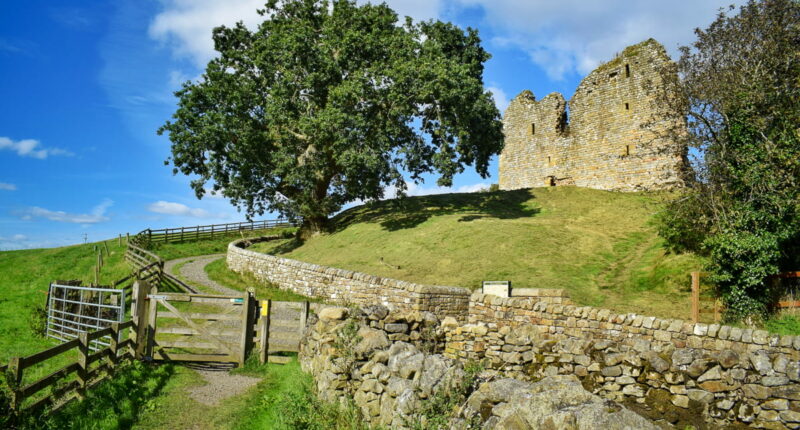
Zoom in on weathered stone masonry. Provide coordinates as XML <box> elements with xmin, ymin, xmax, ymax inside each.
<box><xmin>228</xmin><ymin>237</ymin><xmax>800</xmax><ymax>428</ymax></box>
<box><xmin>499</xmin><ymin>39</ymin><xmax>687</xmax><ymax>192</ymax></box>
<box><xmin>227</xmin><ymin>237</ymin><xmax>471</xmax><ymax>320</ymax></box>
<box><xmin>444</xmin><ymin>293</ymin><xmax>800</xmax><ymax>429</ymax></box>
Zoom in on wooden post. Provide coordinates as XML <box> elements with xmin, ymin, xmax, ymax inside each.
<box><xmin>196</xmin><ymin>225</ymin><xmax>200</xmax><ymax>240</ymax></box>
<box><xmin>299</xmin><ymin>301</ymin><xmax>309</xmax><ymax>337</ymax></box>
<box><xmin>259</xmin><ymin>299</ymin><xmax>271</xmax><ymax>364</ymax></box>
<box><xmin>146</xmin><ymin>286</ymin><xmax>159</xmax><ymax>359</ymax></box>
<box><xmin>211</xmin><ymin>224</ymin><xmax>215</xmax><ymax>239</ymax></box>
<box><xmin>180</xmin><ymin>227</ymin><xmax>185</xmax><ymax>243</ymax></box>
<box><xmin>118</xmin><ymin>234</ymin><xmax>122</xmax><ymax>247</ymax></box>
<box><xmin>109</xmin><ymin>322</ymin><xmax>120</xmax><ymax>371</ymax></box>
<box><xmin>103</xmin><ymin>241</ymin><xmax>110</xmax><ymax>256</ymax></box>
<box><xmin>132</xmin><ymin>281</ymin><xmax>152</xmax><ymax>359</ymax></box>
<box><xmin>126</xmin><ymin>232</ymin><xmax>130</xmax><ymax>245</ymax></box>
<box><xmin>239</xmin><ymin>290</ymin><xmax>255</xmax><ymax>366</ymax></box>
<box><xmin>147</xmin><ymin>229</ymin><xmax>152</xmax><ymax>244</ymax></box>
<box><xmin>8</xmin><ymin>357</ymin><xmax>23</xmax><ymax>411</ymax></box>
<box><xmin>77</xmin><ymin>332</ymin><xmax>89</xmax><ymax>399</ymax></box>
<box><xmin>691</xmin><ymin>271</ymin><xmax>700</xmax><ymax>323</ymax></box>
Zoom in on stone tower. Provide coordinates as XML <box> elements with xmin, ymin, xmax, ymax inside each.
<box><xmin>499</xmin><ymin>39</ymin><xmax>687</xmax><ymax>192</ymax></box>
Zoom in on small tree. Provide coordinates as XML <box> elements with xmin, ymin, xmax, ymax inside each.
<box><xmin>158</xmin><ymin>0</ymin><xmax>503</xmax><ymax>236</ymax></box>
<box><xmin>658</xmin><ymin>0</ymin><xmax>800</xmax><ymax>321</ymax></box>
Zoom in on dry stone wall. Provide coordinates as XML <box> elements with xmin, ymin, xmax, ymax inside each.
<box><xmin>443</xmin><ymin>293</ymin><xmax>800</xmax><ymax>429</ymax></box>
<box><xmin>227</xmin><ymin>237</ymin><xmax>470</xmax><ymax>319</ymax></box>
<box><xmin>300</xmin><ymin>305</ymin><xmax>659</xmax><ymax>429</ymax></box>
<box><xmin>499</xmin><ymin>38</ymin><xmax>687</xmax><ymax>192</ymax></box>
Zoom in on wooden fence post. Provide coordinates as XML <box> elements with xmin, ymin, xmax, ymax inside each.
<box><xmin>118</xmin><ymin>234</ymin><xmax>122</xmax><ymax>247</ymax></box>
<box><xmin>8</xmin><ymin>357</ymin><xmax>23</xmax><ymax>411</ymax></box>
<box><xmin>691</xmin><ymin>271</ymin><xmax>700</xmax><ymax>323</ymax></box>
<box><xmin>146</xmin><ymin>286</ymin><xmax>158</xmax><ymax>359</ymax></box>
<box><xmin>109</xmin><ymin>322</ymin><xmax>120</xmax><ymax>371</ymax></box>
<box><xmin>126</xmin><ymin>233</ymin><xmax>130</xmax><ymax>245</ymax></box>
<box><xmin>299</xmin><ymin>301</ymin><xmax>309</xmax><ymax>337</ymax></box>
<box><xmin>132</xmin><ymin>281</ymin><xmax>152</xmax><ymax>359</ymax></box>
<box><xmin>77</xmin><ymin>332</ymin><xmax>89</xmax><ymax>399</ymax></box>
<box><xmin>239</xmin><ymin>290</ymin><xmax>255</xmax><ymax>366</ymax></box>
<box><xmin>259</xmin><ymin>299</ymin><xmax>271</xmax><ymax>364</ymax></box>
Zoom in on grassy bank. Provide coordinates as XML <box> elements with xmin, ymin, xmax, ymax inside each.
<box><xmin>250</xmin><ymin>187</ymin><xmax>705</xmax><ymax>320</ymax></box>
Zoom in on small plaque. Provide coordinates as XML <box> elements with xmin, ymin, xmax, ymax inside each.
<box><xmin>482</xmin><ymin>281</ymin><xmax>510</xmax><ymax>298</ymax></box>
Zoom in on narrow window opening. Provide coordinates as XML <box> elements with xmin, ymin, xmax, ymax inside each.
<box><xmin>625</xmin><ymin>64</ymin><xmax>630</xmax><ymax>78</ymax></box>
<box><xmin>625</xmin><ymin>102</ymin><xmax>630</xmax><ymax>110</ymax></box>
<box><xmin>625</xmin><ymin>145</ymin><xmax>631</xmax><ymax>156</ymax></box>
<box><xmin>547</xmin><ymin>156</ymin><xmax>551</xmax><ymax>166</ymax></box>
<box><xmin>531</xmin><ymin>123</ymin><xmax>536</xmax><ymax>135</ymax></box>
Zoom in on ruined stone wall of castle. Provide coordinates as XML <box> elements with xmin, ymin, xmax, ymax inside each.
<box><xmin>499</xmin><ymin>39</ymin><xmax>686</xmax><ymax>192</ymax></box>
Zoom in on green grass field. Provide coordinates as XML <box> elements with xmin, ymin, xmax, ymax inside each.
<box><xmin>251</xmin><ymin>187</ymin><xmax>705</xmax><ymax>320</ymax></box>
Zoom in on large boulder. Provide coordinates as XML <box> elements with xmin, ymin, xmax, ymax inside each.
<box><xmin>459</xmin><ymin>375</ymin><xmax>658</xmax><ymax>430</ymax></box>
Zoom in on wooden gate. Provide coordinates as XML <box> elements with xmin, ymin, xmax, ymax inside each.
<box><xmin>133</xmin><ymin>283</ymin><xmax>309</xmax><ymax>365</ymax></box>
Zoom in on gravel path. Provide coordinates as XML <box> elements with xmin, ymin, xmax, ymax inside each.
<box><xmin>162</xmin><ymin>254</ymin><xmax>261</xmax><ymax>411</ymax></box>
<box><xmin>164</xmin><ymin>254</ymin><xmax>239</xmax><ymax>296</ymax></box>
<box><xmin>188</xmin><ymin>367</ymin><xmax>261</xmax><ymax>406</ymax></box>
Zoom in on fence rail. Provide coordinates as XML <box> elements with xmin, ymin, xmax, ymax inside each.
<box><xmin>132</xmin><ymin>218</ymin><xmax>296</xmax><ymax>245</ymax></box>
<box><xmin>690</xmin><ymin>270</ymin><xmax>800</xmax><ymax>322</ymax></box>
<box><xmin>6</xmin><ymin>320</ymin><xmax>136</xmax><ymax>412</ymax></box>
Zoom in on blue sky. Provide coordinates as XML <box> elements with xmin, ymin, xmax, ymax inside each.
<box><xmin>0</xmin><ymin>0</ymin><xmax>734</xmax><ymax>250</ymax></box>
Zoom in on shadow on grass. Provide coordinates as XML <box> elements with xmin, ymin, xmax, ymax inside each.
<box><xmin>333</xmin><ymin>188</ymin><xmax>540</xmax><ymax>232</ymax></box>
<box><xmin>43</xmin><ymin>361</ymin><xmax>176</xmax><ymax>430</ymax></box>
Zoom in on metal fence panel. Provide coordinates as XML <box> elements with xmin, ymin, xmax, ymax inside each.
<box><xmin>46</xmin><ymin>283</ymin><xmax>125</xmax><ymax>351</ymax></box>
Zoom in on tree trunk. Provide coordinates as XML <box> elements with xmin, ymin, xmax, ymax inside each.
<box><xmin>298</xmin><ymin>215</ymin><xmax>330</xmax><ymax>240</ymax></box>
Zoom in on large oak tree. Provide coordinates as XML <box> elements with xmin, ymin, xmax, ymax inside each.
<box><xmin>158</xmin><ymin>0</ymin><xmax>503</xmax><ymax>235</ymax></box>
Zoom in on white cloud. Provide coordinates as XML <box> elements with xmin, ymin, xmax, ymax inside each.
<box><xmin>459</xmin><ymin>0</ymin><xmax>737</xmax><ymax>80</ymax></box>
<box><xmin>149</xmin><ymin>0</ymin><xmax>265</xmax><ymax>68</ymax></box>
<box><xmin>149</xmin><ymin>0</ymin><xmax>445</xmax><ymax>69</ymax></box>
<box><xmin>20</xmin><ymin>199</ymin><xmax>113</xmax><ymax>224</ymax></box>
<box><xmin>0</xmin><ymin>182</ymin><xmax>16</xmax><ymax>191</ymax></box>
<box><xmin>385</xmin><ymin>181</ymin><xmax>490</xmax><ymax>199</ymax></box>
<box><xmin>147</xmin><ymin>200</ymin><xmax>224</xmax><ymax>218</ymax></box>
<box><xmin>487</xmin><ymin>85</ymin><xmax>509</xmax><ymax>113</ymax></box>
<box><xmin>0</xmin><ymin>136</ymin><xmax>73</xmax><ymax>159</ymax></box>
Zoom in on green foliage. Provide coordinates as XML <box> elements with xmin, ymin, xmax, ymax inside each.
<box><xmin>27</xmin><ymin>303</ymin><xmax>48</xmax><ymax>339</ymax></box>
<box><xmin>232</xmin><ymin>358</ymin><xmax>372</xmax><ymax>430</ymax></box>
<box><xmin>409</xmin><ymin>360</ymin><xmax>484</xmax><ymax>430</ymax></box>
<box><xmin>765</xmin><ymin>315</ymin><xmax>800</xmax><ymax>336</ymax></box>
<box><xmin>658</xmin><ymin>0</ymin><xmax>800</xmax><ymax>321</ymax></box>
<box><xmin>332</xmin><ymin>317</ymin><xmax>363</xmax><ymax>393</ymax></box>
<box><xmin>270</xmin><ymin>386</ymin><xmax>370</xmax><ymax>430</ymax></box>
<box><xmin>158</xmin><ymin>0</ymin><xmax>503</xmax><ymax>233</ymax></box>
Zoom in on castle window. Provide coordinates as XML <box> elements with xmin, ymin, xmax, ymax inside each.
<box><xmin>624</xmin><ymin>145</ymin><xmax>632</xmax><ymax>156</ymax></box>
<box><xmin>548</xmin><ymin>156</ymin><xmax>554</xmax><ymax>166</ymax></box>
<box><xmin>625</xmin><ymin>102</ymin><xmax>630</xmax><ymax>110</ymax></box>
<box><xmin>625</xmin><ymin>64</ymin><xmax>631</xmax><ymax>78</ymax></box>
<box><xmin>531</xmin><ymin>123</ymin><xmax>535</xmax><ymax>135</ymax></box>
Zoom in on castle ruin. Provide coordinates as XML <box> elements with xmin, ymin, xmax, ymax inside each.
<box><xmin>499</xmin><ymin>39</ymin><xmax>687</xmax><ymax>192</ymax></box>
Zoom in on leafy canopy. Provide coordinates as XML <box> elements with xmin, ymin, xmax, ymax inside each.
<box><xmin>158</xmin><ymin>0</ymin><xmax>503</xmax><ymax>232</ymax></box>
<box><xmin>658</xmin><ymin>0</ymin><xmax>800</xmax><ymax>320</ymax></box>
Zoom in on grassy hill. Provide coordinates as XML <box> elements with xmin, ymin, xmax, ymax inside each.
<box><xmin>250</xmin><ymin>187</ymin><xmax>705</xmax><ymax>320</ymax></box>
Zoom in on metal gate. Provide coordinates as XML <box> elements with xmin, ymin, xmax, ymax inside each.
<box><xmin>46</xmin><ymin>283</ymin><xmax>126</xmax><ymax>351</ymax></box>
